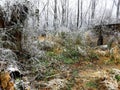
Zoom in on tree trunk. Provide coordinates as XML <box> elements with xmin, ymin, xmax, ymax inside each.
<box><xmin>91</xmin><ymin>0</ymin><xmax>96</xmax><ymax>19</ymax></box>
<box><xmin>116</xmin><ymin>0</ymin><xmax>120</xmax><ymax>21</ymax></box>
<box><xmin>80</xmin><ymin>0</ymin><xmax>83</xmax><ymax>28</ymax></box>
<box><xmin>66</xmin><ymin>0</ymin><xmax>69</xmax><ymax>27</ymax></box>
<box><xmin>54</xmin><ymin>0</ymin><xmax>57</xmax><ymax>30</ymax></box>
<box><xmin>0</xmin><ymin>8</ymin><xmax>5</xmax><ymax>28</ymax></box>
<box><xmin>97</xmin><ymin>30</ymin><xmax>103</xmax><ymax>46</ymax></box>
<box><xmin>77</xmin><ymin>0</ymin><xmax>80</xmax><ymax>28</ymax></box>
<box><xmin>46</xmin><ymin>0</ymin><xmax>49</xmax><ymax>28</ymax></box>
<box><xmin>61</xmin><ymin>0</ymin><xmax>67</xmax><ymax>27</ymax></box>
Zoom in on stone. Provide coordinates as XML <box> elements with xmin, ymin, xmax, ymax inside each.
<box><xmin>99</xmin><ymin>45</ymin><xmax>108</xmax><ymax>51</ymax></box>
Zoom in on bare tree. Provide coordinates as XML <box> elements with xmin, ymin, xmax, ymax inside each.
<box><xmin>91</xmin><ymin>0</ymin><xmax>96</xmax><ymax>19</ymax></box>
<box><xmin>53</xmin><ymin>0</ymin><xmax>58</xmax><ymax>30</ymax></box>
<box><xmin>77</xmin><ymin>0</ymin><xmax>80</xmax><ymax>28</ymax></box>
<box><xmin>61</xmin><ymin>0</ymin><xmax>67</xmax><ymax>27</ymax></box>
<box><xmin>80</xmin><ymin>0</ymin><xmax>83</xmax><ymax>27</ymax></box>
<box><xmin>66</xmin><ymin>0</ymin><xmax>69</xmax><ymax>27</ymax></box>
<box><xmin>0</xmin><ymin>6</ymin><xmax>5</xmax><ymax>28</ymax></box>
<box><xmin>97</xmin><ymin>30</ymin><xmax>103</xmax><ymax>46</ymax></box>
<box><xmin>77</xmin><ymin>0</ymin><xmax>83</xmax><ymax>28</ymax></box>
<box><xmin>116</xmin><ymin>0</ymin><xmax>120</xmax><ymax>21</ymax></box>
<box><xmin>44</xmin><ymin>0</ymin><xmax>49</xmax><ymax>30</ymax></box>
<box><xmin>46</xmin><ymin>0</ymin><xmax>49</xmax><ymax>28</ymax></box>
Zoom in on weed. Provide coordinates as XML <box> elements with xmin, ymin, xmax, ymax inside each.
<box><xmin>75</xmin><ymin>35</ymin><xmax>82</xmax><ymax>45</ymax></box>
<box><xmin>115</xmin><ymin>75</ymin><xmax>120</xmax><ymax>82</ymax></box>
<box><xmin>86</xmin><ymin>81</ymin><xmax>98</xmax><ymax>88</ymax></box>
<box><xmin>66</xmin><ymin>78</ymin><xmax>75</xmax><ymax>90</ymax></box>
<box><xmin>89</xmin><ymin>51</ymin><xmax>99</xmax><ymax>61</ymax></box>
<box><xmin>60</xmin><ymin>56</ymin><xmax>76</xmax><ymax>64</ymax></box>
<box><xmin>72</xmin><ymin>69</ymin><xmax>79</xmax><ymax>77</ymax></box>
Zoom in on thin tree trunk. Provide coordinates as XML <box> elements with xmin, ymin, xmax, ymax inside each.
<box><xmin>77</xmin><ymin>0</ymin><xmax>80</xmax><ymax>28</ymax></box>
<box><xmin>66</xmin><ymin>0</ymin><xmax>69</xmax><ymax>27</ymax></box>
<box><xmin>54</xmin><ymin>0</ymin><xmax>57</xmax><ymax>30</ymax></box>
<box><xmin>61</xmin><ymin>0</ymin><xmax>67</xmax><ymax>27</ymax></box>
<box><xmin>91</xmin><ymin>0</ymin><xmax>96</xmax><ymax>19</ymax></box>
<box><xmin>116</xmin><ymin>0</ymin><xmax>120</xmax><ymax>21</ymax></box>
<box><xmin>46</xmin><ymin>0</ymin><xmax>49</xmax><ymax>28</ymax></box>
<box><xmin>79</xmin><ymin>0</ymin><xmax>83</xmax><ymax>28</ymax></box>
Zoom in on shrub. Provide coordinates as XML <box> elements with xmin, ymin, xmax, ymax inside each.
<box><xmin>88</xmin><ymin>50</ymin><xmax>99</xmax><ymax>61</ymax></box>
<box><xmin>75</xmin><ymin>35</ymin><xmax>82</xmax><ymax>45</ymax></box>
<box><xmin>60</xmin><ymin>47</ymin><xmax>80</xmax><ymax>64</ymax></box>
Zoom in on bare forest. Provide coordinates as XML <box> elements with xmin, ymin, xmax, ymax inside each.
<box><xmin>0</xmin><ymin>0</ymin><xmax>120</xmax><ymax>90</ymax></box>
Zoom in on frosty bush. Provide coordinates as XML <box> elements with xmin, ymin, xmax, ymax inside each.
<box><xmin>0</xmin><ymin>48</ymin><xmax>17</xmax><ymax>61</ymax></box>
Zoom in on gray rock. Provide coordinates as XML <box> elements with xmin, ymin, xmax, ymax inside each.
<box><xmin>99</xmin><ymin>45</ymin><xmax>108</xmax><ymax>51</ymax></box>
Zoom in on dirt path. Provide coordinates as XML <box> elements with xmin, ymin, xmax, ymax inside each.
<box><xmin>70</xmin><ymin>61</ymin><xmax>120</xmax><ymax>90</ymax></box>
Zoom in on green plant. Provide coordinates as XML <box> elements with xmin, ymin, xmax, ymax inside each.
<box><xmin>89</xmin><ymin>51</ymin><xmax>99</xmax><ymax>61</ymax></box>
<box><xmin>45</xmin><ymin>68</ymin><xmax>56</xmax><ymax>76</ymax></box>
<box><xmin>105</xmin><ymin>56</ymin><xmax>116</xmax><ymax>64</ymax></box>
<box><xmin>63</xmin><ymin>58</ymin><xmax>75</xmax><ymax>64</ymax></box>
<box><xmin>66</xmin><ymin>78</ymin><xmax>75</xmax><ymax>90</ymax></box>
<box><xmin>86</xmin><ymin>81</ymin><xmax>98</xmax><ymax>88</ymax></box>
<box><xmin>75</xmin><ymin>35</ymin><xmax>82</xmax><ymax>45</ymax></box>
<box><xmin>60</xmin><ymin>32</ymin><xmax>66</xmax><ymax>39</ymax></box>
<box><xmin>63</xmin><ymin>46</ymin><xmax>80</xmax><ymax>57</ymax></box>
<box><xmin>72</xmin><ymin>69</ymin><xmax>79</xmax><ymax>77</ymax></box>
<box><xmin>46</xmin><ymin>51</ymin><xmax>56</xmax><ymax>57</ymax></box>
<box><xmin>115</xmin><ymin>75</ymin><xmax>120</xmax><ymax>82</ymax></box>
